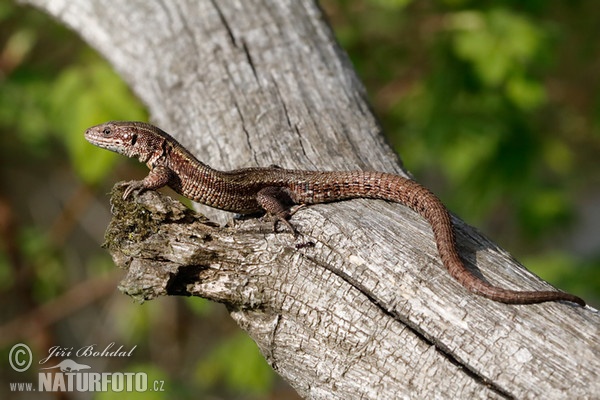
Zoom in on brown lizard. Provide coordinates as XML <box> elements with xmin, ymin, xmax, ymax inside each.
<box><xmin>85</xmin><ymin>121</ymin><xmax>585</xmax><ymax>306</ymax></box>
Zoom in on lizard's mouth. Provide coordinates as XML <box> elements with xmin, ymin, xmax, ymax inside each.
<box><xmin>84</xmin><ymin>128</ymin><xmax>121</xmax><ymax>153</ymax></box>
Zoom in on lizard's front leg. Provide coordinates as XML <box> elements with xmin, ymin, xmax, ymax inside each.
<box><xmin>256</xmin><ymin>186</ymin><xmax>304</xmax><ymax>236</ymax></box>
<box><xmin>121</xmin><ymin>165</ymin><xmax>176</xmax><ymax>199</ymax></box>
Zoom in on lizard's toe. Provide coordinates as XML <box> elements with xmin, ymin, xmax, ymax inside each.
<box><xmin>271</xmin><ymin>214</ymin><xmax>298</xmax><ymax>237</ymax></box>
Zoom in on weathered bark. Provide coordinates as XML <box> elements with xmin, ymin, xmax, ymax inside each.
<box><xmin>23</xmin><ymin>0</ymin><xmax>600</xmax><ymax>398</ymax></box>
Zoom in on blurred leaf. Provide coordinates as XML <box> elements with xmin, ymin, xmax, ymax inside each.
<box><xmin>85</xmin><ymin>253</ymin><xmax>118</xmax><ymax>276</ymax></box>
<box><xmin>449</xmin><ymin>8</ymin><xmax>548</xmax><ymax>109</ymax></box>
<box><xmin>1</xmin><ymin>28</ymin><xmax>36</xmax><ymax>68</ymax></box>
<box><xmin>523</xmin><ymin>252</ymin><xmax>599</xmax><ymax>306</ymax></box>
<box><xmin>184</xmin><ymin>296</ymin><xmax>214</xmax><ymax>317</ymax></box>
<box><xmin>369</xmin><ymin>0</ymin><xmax>413</xmax><ymax>10</ymax></box>
<box><xmin>0</xmin><ymin>77</ymin><xmax>52</xmax><ymax>154</ymax></box>
<box><xmin>0</xmin><ymin>2</ymin><xmax>14</xmax><ymax>20</ymax></box>
<box><xmin>113</xmin><ymin>300</ymin><xmax>155</xmax><ymax>342</ymax></box>
<box><xmin>19</xmin><ymin>227</ymin><xmax>65</xmax><ymax>301</ymax></box>
<box><xmin>542</xmin><ymin>138</ymin><xmax>573</xmax><ymax>176</ymax></box>
<box><xmin>505</xmin><ymin>76</ymin><xmax>545</xmax><ymax>110</ymax></box>
<box><xmin>0</xmin><ymin>250</ymin><xmax>14</xmax><ymax>291</ymax></box>
<box><xmin>47</xmin><ymin>56</ymin><xmax>146</xmax><ymax>184</ymax></box>
<box><xmin>518</xmin><ymin>188</ymin><xmax>573</xmax><ymax>237</ymax></box>
<box><xmin>194</xmin><ymin>332</ymin><xmax>275</xmax><ymax>396</ymax></box>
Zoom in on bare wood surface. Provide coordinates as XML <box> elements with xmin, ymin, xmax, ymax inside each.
<box><xmin>22</xmin><ymin>0</ymin><xmax>600</xmax><ymax>398</ymax></box>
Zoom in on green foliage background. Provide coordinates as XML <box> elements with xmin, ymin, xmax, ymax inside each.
<box><xmin>0</xmin><ymin>1</ymin><xmax>598</xmax><ymax>399</ymax></box>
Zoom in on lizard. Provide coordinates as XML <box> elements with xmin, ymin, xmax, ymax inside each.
<box><xmin>84</xmin><ymin>121</ymin><xmax>586</xmax><ymax>306</ymax></box>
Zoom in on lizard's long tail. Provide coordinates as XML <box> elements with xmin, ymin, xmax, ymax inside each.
<box><xmin>297</xmin><ymin>171</ymin><xmax>585</xmax><ymax>306</ymax></box>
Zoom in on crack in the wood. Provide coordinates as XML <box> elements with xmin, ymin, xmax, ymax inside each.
<box><xmin>293</xmin><ymin>124</ymin><xmax>309</xmax><ymax>160</ymax></box>
<box><xmin>232</xmin><ymin>99</ymin><xmax>260</xmax><ymax>166</ymax></box>
<box><xmin>271</xmin><ymin>77</ymin><xmax>310</xmax><ymax>161</ymax></box>
<box><xmin>302</xmin><ymin>253</ymin><xmax>515</xmax><ymax>399</ymax></box>
<box><xmin>241</xmin><ymin>40</ymin><xmax>259</xmax><ymax>83</ymax></box>
<box><xmin>265</xmin><ymin>313</ymin><xmax>282</xmax><ymax>371</ymax></box>
<box><xmin>271</xmin><ymin>77</ymin><xmax>293</xmax><ymax>130</ymax></box>
<box><xmin>210</xmin><ymin>0</ymin><xmax>238</xmax><ymax>48</ymax></box>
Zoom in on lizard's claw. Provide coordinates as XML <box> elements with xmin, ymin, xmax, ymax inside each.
<box><xmin>272</xmin><ymin>214</ymin><xmax>299</xmax><ymax>238</ymax></box>
<box><xmin>289</xmin><ymin>204</ymin><xmax>307</xmax><ymax>217</ymax></box>
<box><xmin>271</xmin><ymin>204</ymin><xmax>305</xmax><ymax>237</ymax></box>
<box><xmin>120</xmin><ymin>180</ymin><xmax>145</xmax><ymax>200</ymax></box>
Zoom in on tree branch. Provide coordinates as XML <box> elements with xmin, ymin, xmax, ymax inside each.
<box><xmin>23</xmin><ymin>0</ymin><xmax>600</xmax><ymax>398</ymax></box>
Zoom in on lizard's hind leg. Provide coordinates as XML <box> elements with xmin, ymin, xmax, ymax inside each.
<box><xmin>256</xmin><ymin>186</ymin><xmax>303</xmax><ymax>236</ymax></box>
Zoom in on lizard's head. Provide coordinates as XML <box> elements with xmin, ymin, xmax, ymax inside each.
<box><xmin>85</xmin><ymin>121</ymin><xmax>157</xmax><ymax>162</ymax></box>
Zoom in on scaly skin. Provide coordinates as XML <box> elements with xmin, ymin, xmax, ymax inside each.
<box><xmin>85</xmin><ymin>121</ymin><xmax>585</xmax><ymax>306</ymax></box>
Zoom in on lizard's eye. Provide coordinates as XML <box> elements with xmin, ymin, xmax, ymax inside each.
<box><xmin>131</xmin><ymin>134</ymin><xmax>137</xmax><ymax>146</ymax></box>
<box><xmin>102</xmin><ymin>128</ymin><xmax>111</xmax><ymax>136</ymax></box>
